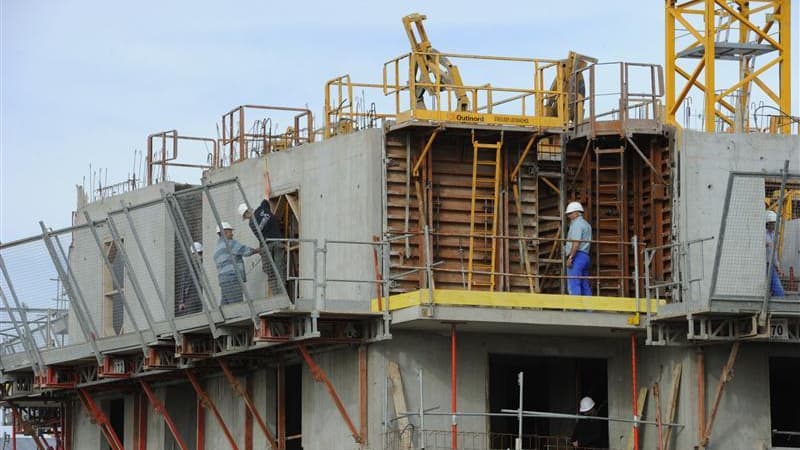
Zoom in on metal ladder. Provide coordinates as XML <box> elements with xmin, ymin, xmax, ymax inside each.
<box><xmin>594</xmin><ymin>146</ymin><xmax>626</xmax><ymax>296</ymax></box>
<box><xmin>468</xmin><ymin>133</ymin><xmax>503</xmax><ymax>290</ymax></box>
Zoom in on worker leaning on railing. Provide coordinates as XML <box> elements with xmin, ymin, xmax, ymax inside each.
<box><xmin>214</xmin><ymin>222</ymin><xmax>258</xmax><ymax>305</ymax></box>
<box><xmin>565</xmin><ymin>201</ymin><xmax>592</xmax><ymax>296</ymax></box>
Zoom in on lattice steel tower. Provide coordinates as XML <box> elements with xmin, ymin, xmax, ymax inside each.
<box><xmin>666</xmin><ymin>0</ymin><xmax>792</xmax><ymax>133</ymax></box>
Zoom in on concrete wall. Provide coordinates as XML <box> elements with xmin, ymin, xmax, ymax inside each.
<box><xmin>69</xmin><ymin>182</ymin><xmax>176</xmax><ymax>343</ymax></box>
<box><xmin>204</xmin><ymin>128</ymin><xmax>385</xmax><ymax>305</ymax></box>
<box><xmin>676</xmin><ymin>130</ymin><xmax>800</xmax><ymax>311</ymax></box>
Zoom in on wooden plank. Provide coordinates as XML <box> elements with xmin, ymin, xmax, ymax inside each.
<box><xmin>386</xmin><ymin>361</ymin><xmax>412</xmax><ymax>450</ymax></box>
<box><xmin>663</xmin><ymin>363</ymin><xmax>682</xmax><ymax>450</ymax></box>
<box><xmin>627</xmin><ymin>387</ymin><xmax>648</xmax><ymax>450</ymax></box>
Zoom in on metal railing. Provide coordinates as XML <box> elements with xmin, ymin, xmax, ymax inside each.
<box><xmin>572</xmin><ymin>62</ymin><xmax>664</xmax><ymax>136</ymax></box>
<box><xmin>220</xmin><ymin>104</ymin><xmax>313</xmax><ymax>166</ymax></box>
<box><xmin>0</xmin><ymin>178</ymin><xmax>389</xmax><ymax>371</ymax></box>
<box><xmin>324</xmin><ymin>51</ymin><xmax>568</xmax><ymax>138</ymax></box>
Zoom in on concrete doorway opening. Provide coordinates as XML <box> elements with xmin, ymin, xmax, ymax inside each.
<box><xmin>285</xmin><ymin>363</ymin><xmax>302</xmax><ymax>450</ymax></box>
<box><xmin>770</xmin><ymin>357</ymin><xmax>800</xmax><ymax>447</ymax></box>
<box><xmin>103</xmin><ymin>398</ymin><xmax>125</xmax><ymax>450</ymax></box>
<box><xmin>488</xmin><ymin>354</ymin><xmax>608</xmax><ymax>448</ymax></box>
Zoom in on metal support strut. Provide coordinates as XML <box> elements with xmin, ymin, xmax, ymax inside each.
<box><xmin>77</xmin><ymin>389</ymin><xmax>125</xmax><ymax>450</ymax></box>
<box><xmin>139</xmin><ymin>380</ymin><xmax>189</xmax><ymax>450</ymax></box>
<box><xmin>218</xmin><ymin>360</ymin><xmax>278</xmax><ymax>450</ymax></box>
<box><xmin>186</xmin><ymin>370</ymin><xmax>240</xmax><ymax>450</ymax></box>
<box><xmin>297</xmin><ymin>344</ymin><xmax>362</xmax><ymax>444</ymax></box>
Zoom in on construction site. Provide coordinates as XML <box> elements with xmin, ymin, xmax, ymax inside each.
<box><xmin>0</xmin><ymin>3</ymin><xmax>799</xmax><ymax>450</ymax></box>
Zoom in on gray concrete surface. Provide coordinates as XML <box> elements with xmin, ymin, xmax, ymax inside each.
<box><xmin>673</xmin><ymin>130</ymin><xmax>800</xmax><ymax>314</ymax></box>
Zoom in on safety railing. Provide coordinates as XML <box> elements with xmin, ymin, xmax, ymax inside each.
<box><xmin>384</xmin><ymin>51</ymin><xmax>566</xmax><ymax>129</ymax></box>
<box><xmin>572</xmin><ymin>62</ymin><xmax>664</xmax><ymax>137</ymax></box>
<box><xmin>323</xmin><ymin>75</ymin><xmax>397</xmax><ymax>139</ymax></box>
<box><xmin>379</xmin><ymin>227</ymin><xmax>655</xmax><ymax>319</ymax></box>
<box><xmin>643</xmin><ymin>236</ymin><xmax>715</xmax><ymax>316</ymax></box>
<box><xmin>381</xmin><ymin>369</ymin><xmax>680</xmax><ymax>450</ymax></box>
<box><xmin>220</xmin><ymin>105</ymin><xmax>313</xmax><ymax>166</ymax></box>
<box><xmin>0</xmin><ymin>178</ymin><xmax>389</xmax><ymax>372</ymax></box>
<box><xmin>146</xmin><ymin>130</ymin><xmax>216</xmax><ymax>185</ymax></box>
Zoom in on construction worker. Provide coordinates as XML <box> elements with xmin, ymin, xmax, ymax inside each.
<box><xmin>571</xmin><ymin>396</ymin><xmax>605</xmax><ymax>448</ymax></box>
<box><xmin>214</xmin><ymin>222</ymin><xmax>258</xmax><ymax>305</ymax></box>
<box><xmin>766</xmin><ymin>210</ymin><xmax>785</xmax><ymax>297</ymax></box>
<box><xmin>238</xmin><ymin>170</ymin><xmax>285</xmax><ymax>290</ymax></box>
<box><xmin>565</xmin><ymin>201</ymin><xmax>592</xmax><ymax>296</ymax></box>
<box><xmin>177</xmin><ymin>242</ymin><xmax>204</xmax><ymax>314</ymax></box>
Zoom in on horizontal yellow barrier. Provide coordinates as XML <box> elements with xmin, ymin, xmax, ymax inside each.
<box><xmin>370</xmin><ymin>289</ymin><xmax>661</xmax><ymax>314</ymax></box>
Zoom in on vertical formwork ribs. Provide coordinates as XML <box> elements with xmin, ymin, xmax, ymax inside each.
<box><xmin>594</xmin><ymin>146</ymin><xmax>627</xmax><ymax>296</ymax></box>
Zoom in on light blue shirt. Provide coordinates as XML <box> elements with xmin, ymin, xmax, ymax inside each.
<box><xmin>214</xmin><ymin>237</ymin><xmax>254</xmax><ymax>280</ymax></box>
<box><xmin>565</xmin><ymin>215</ymin><xmax>592</xmax><ymax>255</ymax></box>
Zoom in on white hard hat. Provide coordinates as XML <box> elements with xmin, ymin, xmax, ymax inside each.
<box><xmin>566</xmin><ymin>201</ymin><xmax>584</xmax><ymax>214</ymax></box>
<box><xmin>766</xmin><ymin>210</ymin><xmax>777</xmax><ymax>223</ymax></box>
<box><xmin>237</xmin><ymin>203</ymin><xmax>249</xmax><ymax>219</ymax></box>
<box><xmin>579</xmin><ymin>396</ymin><xmax>595</xmax><ymax>413</ymax></box>
<box><xmin>215</xmin><ymin>222</ymin><xmax>233</xmax><ymax>233</ymax></box>
<box><xmin>192</xmin><ymin>242</ymin><xmax>203</xmax><ymax>253</ymax></box>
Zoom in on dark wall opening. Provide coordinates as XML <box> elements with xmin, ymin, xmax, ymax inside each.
<box><xmin>489</xmin><ymin>354</ymin><xmax>608</xmax><ymax>448</ymax></box>
<box><xmin>286</xmin><ymin>363</ymin><xmax>302</xmax><ymax>450</ymax></box>
<box><xmin>771</xmin><ymin>357</ymin><xmax>800</xmax><ymax>447</ymax></box>
<box><xmin>104</xmin><ymin>398</ymin><xmax>125</xmax><ymax>450</ymax></box>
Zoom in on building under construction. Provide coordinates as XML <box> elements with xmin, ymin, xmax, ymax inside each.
<box><xmin>1</xmin><ymin>5</ymin><xmax>799</xmax><ymax>450</ymax></box>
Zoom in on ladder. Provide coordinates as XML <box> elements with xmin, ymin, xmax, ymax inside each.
<box><xmin>594</xmin><ymin>146</ymin><xmax>626</xmax><ymax>296</ymax></box>
<box><xmin>468</xmin><ymin>133</ymin><xmax>503</xmax><ymax>290</ymax></box>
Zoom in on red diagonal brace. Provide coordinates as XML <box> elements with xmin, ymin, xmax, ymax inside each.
<box><xmin>185</xmin><ymin>370</ymin><xmax>240</xmax><ymax>450</ymax></box>
<box><xmin>296</xmin><ymin>344</ymin><xmax>362</xmax><ymax>443</ymax></box>
<box><xmin>77</xmin><ymin>389</ymin><xmax>125</xmax><ymax>450</ymax></box>
<box><xmin>138</xmin><ymin>380</ymin><xmax>189</xmax><ymax>450</ymax></box>
<box><xmin>218</xmin><ymin>360</ymin><xmax>279</xmax><ymax>450</ymax></box>
<box><xmin>10</xmin><ymin>406</ymin><xmax>46</xmax><ymax>450</ymax></box>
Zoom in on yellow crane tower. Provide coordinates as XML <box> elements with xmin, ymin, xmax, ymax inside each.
<box><xmin>665</xmin><ymin>0</ymin><xmax>793</xmax><ymax>133</ymax></box>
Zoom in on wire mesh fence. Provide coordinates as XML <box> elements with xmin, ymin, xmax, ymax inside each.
<box><xmin>712</xmin><ymin>172</ymin><xmax>800</xmax><ymax>301</ymax></box>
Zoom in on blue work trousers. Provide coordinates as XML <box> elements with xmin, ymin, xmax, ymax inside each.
<box><xmin>568</xmin><ymin>251</ymin><xmax>592</xmax><ymax>296</ymax></box>
<box><xmin>769</xmin><ymin>265</ymin><xmax>785</xmax><ymax>297</ymax></box>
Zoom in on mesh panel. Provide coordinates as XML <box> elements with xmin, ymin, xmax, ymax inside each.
<box><xmin>713</xmin><ymin>176</ymin><xmax>766</xmax><ymax>298</ymax></box>
<box><xmin>0</xmin><ymin>237</ymin><xmax>68</xmax><ymax>357</ymax></box>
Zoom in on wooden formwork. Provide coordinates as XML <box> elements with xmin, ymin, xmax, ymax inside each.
<box><xmin>384</xmin><ymin>125</ymin><xmax>674</xmax><ymax>298</ymax></box>
<box><xmin>564</xmin><ymin>132</ymin><xmax>673</xmax><ymax>297</ymax></box>
<box><xmin>385</xmin><ymin>127</ymin><xmax>565</xmax><ymax>294</ymax></box>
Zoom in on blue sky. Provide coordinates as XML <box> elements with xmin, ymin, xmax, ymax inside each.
<box><xmin>1</xmin><ymin>0</ymin><xmax>798</xmax><ymax>243</ymax></box>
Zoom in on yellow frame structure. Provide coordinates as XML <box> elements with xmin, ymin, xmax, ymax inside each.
<box><xmin>665</xmin><ymin>0</ymin><xmax>792</xmax><ymax>133</ymax></box>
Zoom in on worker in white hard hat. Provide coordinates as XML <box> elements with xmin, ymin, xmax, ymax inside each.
<box><xmin>565</xmin><ymin>201</ymin><xmax>592</xmax><ymax>296</ymax></box>
<box><xmin>214</xmin><ymin>221</ymin><xmax>259</xmax><ymax>305</ymax></box>
<box><xmin>765</xmin><ymin>210</ymin><xmax>785</xmax><ymax>297</ymax></box>
<box><xmin>571</xmin><ymin>396</ymin><xmax>605</xmax><ymax>448</ymax></box>
<box><xmin>237</xmin><ymin>170</ymin><xmax>285</xmax><ymax>290</ymax></box>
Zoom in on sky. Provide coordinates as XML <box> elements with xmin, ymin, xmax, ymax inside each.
<box><xmin>1</xmin><ymin>0</ymin><xmax>799</xmax><ymax>243</ymax></box>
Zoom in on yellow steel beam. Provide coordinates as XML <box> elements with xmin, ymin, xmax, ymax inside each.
<box><xmin>714</xmin><ymin>0</ymin><xmax>782</xmax><ymax>50</ymax></box>
<box><xmin>675</xmin><ymin>65</ymin><xmax>736</xmax><ymax>112</ymax></box>
<box><xmin>369</xmin><ymin>289</ymin><xmax>662</xmax><ymax>314</ymax></box>
<box><xmin>704</xmin><ymin>0</ymin><xmax>716</xmax><ymax>132</ymax></box>
<box><xmin>752</xmin><ymin>76</ymin><xmax>781</xmax><ymax>106</ymax></box>
<box><xmin>411</xmin><ymin>128</ymin><xmax>440</xmax><ymax>177</ymax></box>
<box><xmin>509</xmin><ymin>134</ymin><xmax>538</xmax><ymax>181</ymax></box>
<box><xmin>778</xmin><ymin>0</ymin><xmax>791</xmax><ymax>132</ymax></box>
<box><xmin>671</xmin><ymin>60</ymin><xmax>705</xmax><ymax>115</ymax></box>
<box><xmin>666</xmin><ymin>1</ymin><xmax>677</xmax><ymax>125</ymax></box>
<box><xmin>715</xmin><ymin>55</ymin><xmax>781</xmax><ymax>100</ymax></box>
<box><xmin>674</xmin><ymin>9</ymin><xmax>705</xmax><ymax>43</ymax></box>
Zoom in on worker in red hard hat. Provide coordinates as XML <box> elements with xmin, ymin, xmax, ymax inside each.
<box><xmin>571</xmin><ymin>396</ymin><xmax>605</xmax><ymax>448</ymax></box>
